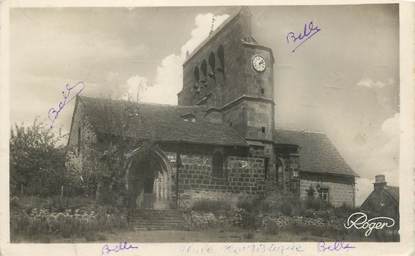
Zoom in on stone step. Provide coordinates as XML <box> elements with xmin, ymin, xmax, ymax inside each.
<box><xmin>128</xmin><ymin>209</ymin><xmax>187</xmax><ymax>230</ymax></box>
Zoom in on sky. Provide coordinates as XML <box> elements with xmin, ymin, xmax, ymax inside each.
<box><xmin>10</xmin><ymin>5</ymin><xmax>399</xmax><ymax>205</ymax></box>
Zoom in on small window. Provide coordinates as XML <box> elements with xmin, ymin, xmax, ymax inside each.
<box><xmin>260</xmin><ymin>88</ymin><xmax>265</xmax><ymax>95</ymax></box>
<box><xmin>212</xmin><ymin>151</ymin><xmax>224</xmax><ymax>178</ymax></box>
<box><xmin>318</xmin><ymin>188</ymin><xmax>329</xmax><ymax>202</ymax></box>
<box><xmin>292</xmin><ymin>170</ymin><xmax>299</xmax><ymax>178</ymax></box>
<box><xmin>261</xmin><ymin>127</ymin><xmax>266</xmax><ymax>134</ymax></box>
<box><xmin>182</xmin><ymin>114</ymin><xmax>196</xmax><ymax>122</ymax></box>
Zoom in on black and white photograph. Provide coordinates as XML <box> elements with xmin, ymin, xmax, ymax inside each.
<box><xmin>2</xmin><ymin>2</ymin><xmax>413</xmax><ymax>253</ymax></box>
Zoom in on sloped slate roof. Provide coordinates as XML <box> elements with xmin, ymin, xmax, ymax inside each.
<box><xmin>384</xmin><ymin>185</ymin><xmax>399</xmax><ymax>203</ymax></box>
<box><xmin>273</xmin><ymin>129</ymin><xmax>358</xmax><ymax>177</ymax></box>
<box><xmin>78</xmin><ymin>96</ymin><xmax>247</xmax><ymax>147</ymax></box>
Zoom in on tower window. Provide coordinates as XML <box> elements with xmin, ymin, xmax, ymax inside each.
<box><xmin>201</xmin><ymin>60</ymin><xmax>207</xmax><ymax>77</ymax></box>
<box><xmin>194</xmin><ymin>67</ymin><xmax>200</xmax><ymax>82</ymax></box>
<box><xmin>212</xmin><ymin>151</ymin><xmax>224</xmax><ymax>178</ymax></box>
<box><xmin>217</xmin><ymin>45</ymin><xmax>224</xmax><ymax>72</ymax></box>
<box><xmin>208</xmin><ymin>52</ymin><xmax>216</xmax><ymax>72</ymax></box>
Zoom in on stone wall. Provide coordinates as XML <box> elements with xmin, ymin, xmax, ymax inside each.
<box><xmin>175</xmin><ymin>154</ymin><xmax>265</xmax><ymax>208</ymax></box>
<box><xmin>299</xmin><ymin>175</ymin><xmax>355</xmax><ymax>207</ymax></box>
<box><xmin>66</xmin><ymin>99</ymin><xmax>98</xmax><ymax>177</ymax></box>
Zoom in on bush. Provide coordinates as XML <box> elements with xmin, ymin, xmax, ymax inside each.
<box><xmin>280</xmin><ymin>201</ymin><xmax>293</xmax><ymax>215</ymax></box>
<box><xmin>304</xmin><ymin>197</ymin><xmax>330</xmax><ymax>211</ymax></box>
<box><xmin>191</xmin><ymin>199</ymin><xmax>231</xmax><ymax>213</ymax></box>
<box><xmin>236</xmin><ymin>195</ymin><xmax>262</xmax><ymax>212</ymax></box>
<box><xmin>334</xmin><ymin>203</ymin><xmax>355</xmax><ymax>218</ymax></box>
<box><xmin>10</xmin><ymin>205</ymin><xmax>128</xmax><ymax>241</ymax></box>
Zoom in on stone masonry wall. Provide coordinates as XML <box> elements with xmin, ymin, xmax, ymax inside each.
<box><xmin>299</xmin><ymin>179</ymin><xmax>355</xmax><ymax>207</ymax></box>
<box><xmin>176</xmin><ymin>154</ymin><xmax>265</xmax><ymax>208</ymax></box>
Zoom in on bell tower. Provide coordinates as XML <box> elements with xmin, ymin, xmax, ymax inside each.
<box><xmin>178</xmin><ymin>7</ymin><xmax>276</xmax><ymax>158</ymax></box>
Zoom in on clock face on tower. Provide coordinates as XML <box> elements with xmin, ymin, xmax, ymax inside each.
<box><xmin>252</xmin><ymin>55</ymin><xmax>266</xmax><ymax>72</ymax></box>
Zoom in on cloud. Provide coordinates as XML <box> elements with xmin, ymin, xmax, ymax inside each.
<box><xmin>122</xmin><ymin>13</ymin><xmax>230</xmax><ymax>105</ymax></box>
<box><xmin>355</xmin><ymin>177</ymin><xmax>373</xmax><ymax>206</ymax></box>
<box><xmin>180</xmin><ymin>13</ymin><xmax>230</xmax><ymax>58</ymax></box>
<box><xmin>120</xmin><ymin>75</ymin><xmax>149</xmax><ymax>102</ymax></box>
<box><xmin>356</xmin><ymin>77</ymin><xmax>394</xmax><ymax>89</ymax></box>
<box><xmin>355</xmin><ymin>113</ymin><xmax>399</xmax><ymax>184</ymax></box>
<box><xmin>381</xmin><ymin>112</ymin><xmax>399</xmax><ymax>137</ymax></box>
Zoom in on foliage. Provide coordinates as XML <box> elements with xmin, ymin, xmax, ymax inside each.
<box><xmin>11</xmin><ymin>195</ymin><xmax>96</xmax><ymax>212</ymax></box>
<box><xmin>191</xmin><ymin>199</ymin><xmax>231</xmax><ymax>213</ymax></box>
<box><xmin>10</xmin><ymin>206</ymin><xmax>128</xmax><ymax>241</ymax></box>
<box><xmin>10</xmin><ymin>119</ymin><xmax>67</xmax><ymax>197</ymax></box>
<box><xmin>304</xmin><ymin>197</ymin><xmax>331</xmax><ymax>211</ymax></box>
<box><xmin>235</xmin><ymin>195</ymin><xmax>263</xmax><ymax>229</ymax></box>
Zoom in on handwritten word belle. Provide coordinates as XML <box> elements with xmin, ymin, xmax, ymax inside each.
<box><xmin>48</xmin><ymin>81</ymin><xmax>85</xmax><ymax>128</ymax></box>
<box><xmin>102</xmin><ymin>241</ymin><xmax>139</xmax><ymax>256</ymax></box>
<box><xmin>286</xmin><ymin>21</ymin><xmax>321</xmax><ymax>53</ymax></box>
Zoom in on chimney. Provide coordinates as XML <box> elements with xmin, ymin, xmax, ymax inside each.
<box><xmin>374</xmin><ymin>174</ymin><xmax>387</xmax><ymax>190</ymax></box>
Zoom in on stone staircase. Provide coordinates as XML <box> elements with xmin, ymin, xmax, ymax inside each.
<box><xmin>128</xmin><ymin>209</ymin><xmax>188</xmax><ymax>231</ymax></box>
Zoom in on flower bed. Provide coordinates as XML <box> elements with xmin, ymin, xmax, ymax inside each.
<box><xmin>11</xmin><ymin>207</ymin><xmax>128</xmax><ymax>240</ymax></box>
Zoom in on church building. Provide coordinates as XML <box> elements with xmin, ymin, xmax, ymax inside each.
<box><xmin>67</xmin><ymin>7</ymin><xmax>358</xmax><ymax>209</ymax></box>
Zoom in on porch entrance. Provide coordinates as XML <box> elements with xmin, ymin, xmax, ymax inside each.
<box><xmin>127</xmin><ymin>145</ymin><xmax>174</xmax><ymax>210</ymax></box>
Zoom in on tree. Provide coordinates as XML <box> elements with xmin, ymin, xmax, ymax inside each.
<box><xmin>10</xmin><ymin>119</ymin><xmax>66</xmax><ymax>197</ymax></box>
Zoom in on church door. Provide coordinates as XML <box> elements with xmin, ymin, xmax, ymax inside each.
<box><xmin>142</xmin><ymin>176</ymin><xmax>155</xmax><ymax>208</ymax></box>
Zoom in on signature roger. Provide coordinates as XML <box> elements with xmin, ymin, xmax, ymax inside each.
<box><xmin>286</xmin><ymin>21</ymin><xmax>321</xmax><ymax>53</ymax></box>
<box><xmin>48</xmin><ymin>81</ymin><xmax>85</xmax><ymax>128</ymax></box>
<box><xmin>344</xmin><ymin>212</ymin><xmax>395</xmax><ymax>237</ymax></box>
<box><xmin>102</xmin><ymin>241</ymin><xmax>139</xmax><ymax>256</ymax></box>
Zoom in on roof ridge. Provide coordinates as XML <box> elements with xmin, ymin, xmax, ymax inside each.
<box><xmin>80</xmin><ymin>95</ymin><xmax>205</xmax><ymax>109</ymax></box>
<box><xmin>274</xmin><ymin>128</ymin><xmax>326</xmax><ymax>135</ymax></box>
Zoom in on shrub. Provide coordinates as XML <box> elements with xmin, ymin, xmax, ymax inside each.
<box><xmin>236</xmin><ymin>195</ymin><xmax>262</xmax><ymax>212</ymax></box>
<box><xmin>280</xmin><ymin>201</ymin><xmax>293</xmax><ymax>216</ymax></box>
<box><xmin>304</xmin><ymin>197</ymin><xmax>330</xmax><ymax>211</ymax></box>
<box><xmin>10</xmin><ymin>206</ymin><xmax>128</xmax><ymax>241</ymax></box>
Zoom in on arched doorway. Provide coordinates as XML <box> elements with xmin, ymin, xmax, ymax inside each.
<box><xmin>126</xmin><ymin>144</ymin><xmax>173</xmax><ymax>209</ymax></box>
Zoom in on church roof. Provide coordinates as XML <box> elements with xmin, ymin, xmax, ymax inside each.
<box><xmin>273</xmin><ymin>129</ymin><xmax>358</xmax><ymax>177</ymax></box>
<box><xmin>77</xmin><ymin>96</ymin><xmax>248</xmax><ymax>147</ymax></box>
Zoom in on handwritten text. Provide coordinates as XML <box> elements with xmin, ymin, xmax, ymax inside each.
<box><xmin>318</xmin><ymin>241</ymin><xmax>355</xmax><ymax>252</ymax></box>
<box><xmin>344</xmin><ymin>212</ymin><xmax>395</xmax><ymax>237</ymax></box>
<box><xmin>102</xmin><ymin>241</ymin><xmax>139</xmax><ymax>256</ymax></box>
<box><xmin>48</xmin><ymin>81</ymin><xmax>85</xmax><ymax>128</ymax></box>
<box><xmin>286</xmin><ymin>21</ymin><xmax>321</xmax><ymax>53</ymax></box>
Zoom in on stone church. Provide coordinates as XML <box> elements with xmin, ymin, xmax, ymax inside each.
<box><xmin>67</xmin><ymin>7</ymin><xmax>358</xmax><ymax>209</ymax></box>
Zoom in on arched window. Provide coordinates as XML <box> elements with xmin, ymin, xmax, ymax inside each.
<box><xmin>217</xmin><ymin>45</ymin><xmax>224</xmax><ymax>71</ymax></box>
<box><xmin>201</xmin><ymin>60</ymin><xmax>207</xmax><ymax>76</ymax></box>
<box><xmin>208</xmin><ymin>52</ymin><xmax>216</xmax><ymax>71</ymax></box>
<box><xmin>193</xmin><ymin>67</ymin><xmax>200</xmax><ymax>82</ymax></box>
<box><xmin>200</xmin><ymin>60</ymin><xmax>207</xmax><ymax>85</ymax></box>
<box><xmin>212</xmin><ymin>151</ymin><xmax>224</xmax><ymax>178</ymax></box>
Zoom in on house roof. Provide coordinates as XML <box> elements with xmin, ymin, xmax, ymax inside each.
<box><xmin>273</xmin><ymin>129</ymin><xmax>358</xmax><ymax>177</ymax></box>
<box><xmin>384</xmin><ymin>185</ymin><xmax>399</xmax><ymax>202</ymax></box>
<box><xmin>77</xmin><ymin>96</ymin><xmax>248</xmax><ymax>147</ymax></box>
